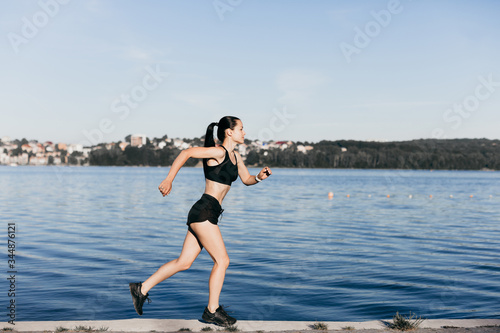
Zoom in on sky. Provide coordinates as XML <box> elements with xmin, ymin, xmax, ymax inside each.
<box><xmin>1</xmin><ymin>0</ymin><xmax>499</xmax><ymax>145</ymax></box>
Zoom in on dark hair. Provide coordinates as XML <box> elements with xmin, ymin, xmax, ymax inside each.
<box><xmin>204</xmin><ymin>116</ymin><xmax>240</xmax><ymax>147</ymax></box>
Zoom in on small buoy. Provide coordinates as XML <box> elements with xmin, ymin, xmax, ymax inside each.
<box><xmin>490</xmin><ymin>195</ymin><xmax>493</xmax><ymax>198</ymax></box>
<box><xmin>347</xmin><ymin>194</ymin><xmax>350</xmax><ymax>198</ymax></box>
<box><xmin>429</xmin><ymin>195</ymin><xmax>433</xmax><ymax>199</ymax></box>
<box><xmin>387</xmin><ymin>194</ymin><xmax>390</xmax><ymax>198</ymax></box>
<box><xmin>368</xmin><ymin>194</ymin><xmax>372</xmax><ymax>198</ymax></box>
<box><xmin>409</xmin><ymin>194</ymin><xmax>413</xmax><ymax>199</ymax></box>
<box><xmin>449</xmin><ymin>195</ymin><xmax>453</xmax><ymax>198</ymax></box>
<box><xmin>328</xmin><ymin>192</ymin><xmax>334</xmax><ymax>200</ymax></box>
<box><xmin>470</xmin><ymin>195</ymin><xmax>473</xmax><ymax>198</ymax></box>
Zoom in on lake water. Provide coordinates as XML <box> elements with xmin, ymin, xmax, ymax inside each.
<box><xmin>1</xmin><ymin>166</ymin><xmax>499</xmax><ymax>322</ymax></box>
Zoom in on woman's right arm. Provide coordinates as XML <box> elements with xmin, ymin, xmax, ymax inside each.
<box><xmin>158</xmin><ymin>146</ymin><xmax>224</xmax><ymax>197</ymax></box>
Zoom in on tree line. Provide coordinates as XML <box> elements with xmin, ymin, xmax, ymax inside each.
<box><xmin>88</xmin><ymin>138</ymin><xmax>500</xmax><ymax>170</ymax></box>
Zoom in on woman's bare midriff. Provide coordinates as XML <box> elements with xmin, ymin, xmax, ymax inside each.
<box><xmin>204</xmin><ymin>179</ymin><xmax>231</xmax><ymax>204</ymax></box>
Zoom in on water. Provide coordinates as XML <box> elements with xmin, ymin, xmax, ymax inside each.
<box><xmin>1</xmin><ymin>166</ymin><xmax>499</xmax><ymax>322</ymax></box>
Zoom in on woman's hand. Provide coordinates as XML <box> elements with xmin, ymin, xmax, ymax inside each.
<box><xmin>158</xmin><ymin>179</ymin><xmax>172</xmax><ymax>197</ymax></box>
<box><xmin>257</xmin><ymin>166</ymin><xmax>272</xmax><ymax>180</ymax></box>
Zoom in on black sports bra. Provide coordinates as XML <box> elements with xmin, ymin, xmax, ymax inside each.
<box><xmin>203</xmin><ymin>146</ymin><xmax>238</xmax><ymax>186</ymax></box>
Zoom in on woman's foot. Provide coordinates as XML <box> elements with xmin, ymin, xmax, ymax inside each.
<box><xmin>129</xmin><ymin>282</ymin><xmax>151</xmax><ymax>315</ymax></box>
<box><xmin>202</xmin><ymin>305</ymin><xmax>237</xmax><ymax>327</ymax></box>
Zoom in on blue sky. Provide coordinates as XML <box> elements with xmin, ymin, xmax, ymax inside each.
<box><xmin>1</xmin><ymin>0</ymin><xmax>499</xmax><ymax>145</ymax></box>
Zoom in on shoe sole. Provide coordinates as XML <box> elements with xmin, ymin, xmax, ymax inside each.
<box><xmin>201</xmin><ymin>316</ymin><xmax>237</xmax><ymax>327</ymax></box>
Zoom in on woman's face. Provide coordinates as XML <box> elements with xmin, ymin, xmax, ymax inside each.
<box><xmin>229</xmin><ymin>120</ymin><xmax>245</xmax><ymax>144</ymax></box>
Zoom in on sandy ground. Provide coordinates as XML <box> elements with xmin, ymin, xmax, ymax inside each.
<box><xmin>3</xmin><ymin>319</ymin><xmax>500</xmax><ymax>333</ymax></box>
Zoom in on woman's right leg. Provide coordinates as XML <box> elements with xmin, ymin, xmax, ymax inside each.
<box><xmin>141</xmin><ymin>229</ymin><xmax>202</xmax><ymax>295</ymax></box>
<box><xmin>188</xmin><ymin>221</ymin><xmax>230</xmax><ymax>313</ymax></box>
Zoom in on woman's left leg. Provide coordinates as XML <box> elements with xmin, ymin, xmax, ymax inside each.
<box><xmin>141</xmin><ymin>229</ymin><xmax>203</xmax><ymax>294</ymax></box>
<box><xmin>130</xmin><ymin>230</ymin><xmax>202</xmax><ymax>315</ymax></box>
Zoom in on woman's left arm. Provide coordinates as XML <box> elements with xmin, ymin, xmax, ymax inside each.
<box><xmin>236</xmin><ymin>151</ymin><xmax>272</xmax><ymax>186</ymax></box>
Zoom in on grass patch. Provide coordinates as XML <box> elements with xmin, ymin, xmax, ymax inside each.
<box><xmin>1</xmin><ymin>328</ymin><xmax>14</xmax><ymax>332</ymax></box>
<box><xmin>178</xmin><ymin>329</ymin><xmax>191</xmax><ymax>332</ymax></box>
<box><xmin>223</xmin><ymin>325</ymin><xmax>239</xmax><ymax>332</ymax></box>
<box><xmin>343</xmin><ymin>326</ymin><xmax>355</xmax><ymax>330</ymax></box>
<box><xmin>311</xmin><ymin>322</ymin><xmax>328</xmax><ymax>330</ymax></box>
<box><xmin>55</xmin><ymin>328</ymin><xmax>69</xmax><ymax>333</ymax></box>
<box><xmin>201</xmin><ymin>327</ymin><xmax>213</xmax><ymax>332</ymax></box>
<box><xmin>388</xmin><ymin>312</ymin><xmax>424</xmax><ymax>331</ymax></box>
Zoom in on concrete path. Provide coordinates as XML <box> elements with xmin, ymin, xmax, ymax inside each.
<box><xmin>3</xmin><ymin>319</ymin><xmax>500</xmax><ymax>332</ymax></box>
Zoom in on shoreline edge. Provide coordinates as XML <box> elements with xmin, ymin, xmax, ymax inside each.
<box><xmin>4</xmin><ymin>318</ymin><xmax>500</xmax><ymax>332</ymax></box>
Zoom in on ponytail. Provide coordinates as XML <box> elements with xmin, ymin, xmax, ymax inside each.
<box><xmin>204</xmin><ymin>122</ymin><xmax>218</xmax><ymax>147</ymax></box>
<box><xmin>204</xmin><ymin>116</ymin><xmax>240</xmax><ymax>147</ymax></box>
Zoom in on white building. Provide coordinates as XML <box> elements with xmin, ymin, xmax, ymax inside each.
<box><xmin>238</xmin><ymin>144</ymin><xmax>247</xmax><ymax>156</ymax></box>
<box><xmin>297</xmin><ymin>145</ymin><xmax>314</xmax><ymax>153</ymax></box>
<box><xmin>173</xmin><ymin>139</ymin><xmax>190</xmax><ymax>150</ymax></box>
<box><xmin>131</xmin><ymin>134</ymin><xmax>147</xmax><ymax>147</ymax></box>
<box><xmin>0</xmin><ymin>153</ymin><xmax>10</xmax><ymax>164</ymax></box>
<box><xmin>68</xmin><ymin>144</ymin><xmax>84</xmax><ymax>154</ymax></box>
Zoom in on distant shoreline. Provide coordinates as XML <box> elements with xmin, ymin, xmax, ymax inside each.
<box><xmin>2</xmin><ymin>138</ymin><xmax>499</xmax><ymax>170</ymax></box>
<box><xmin>1</xmin><ymin>164</ymin><xmax>498</xmax><ymax>172</ymax></box>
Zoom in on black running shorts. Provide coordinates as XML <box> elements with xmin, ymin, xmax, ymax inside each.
<box><xmin>187</xmin><ymin>193</ymin><xmax>223</xmax><ymax>226</ymax></box>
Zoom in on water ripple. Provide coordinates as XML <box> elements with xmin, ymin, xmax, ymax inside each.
<box><xmin>1</xmin><ymin>167</ymin><xmax>499</xmax><ymax>321</ymax></box>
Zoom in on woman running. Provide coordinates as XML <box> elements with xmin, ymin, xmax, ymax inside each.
<box><xmin>129</xmin><ymin>116</ymin><xmax>272</xmax><ymax>326</ymax></box>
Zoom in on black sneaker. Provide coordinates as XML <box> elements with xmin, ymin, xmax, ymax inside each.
<box><xmin>129</xmin><ymin>282</ymin><xmax>151</xmax><ymax>315</ymax></box>
<box><xmin>202</xmin><ymin>305</ymin><xmax>237</xmax><ymax>327</ymax></box>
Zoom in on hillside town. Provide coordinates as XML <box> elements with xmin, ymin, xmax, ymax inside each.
<box><xmin>0</xmin><ymin>135</ymin><xmax>312</xmax><ymax>166</ymax></box>
<box><xmin>2</xmin><ymin>135</ymin><xmax>498</xmax><ymax>170</ymax></box>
